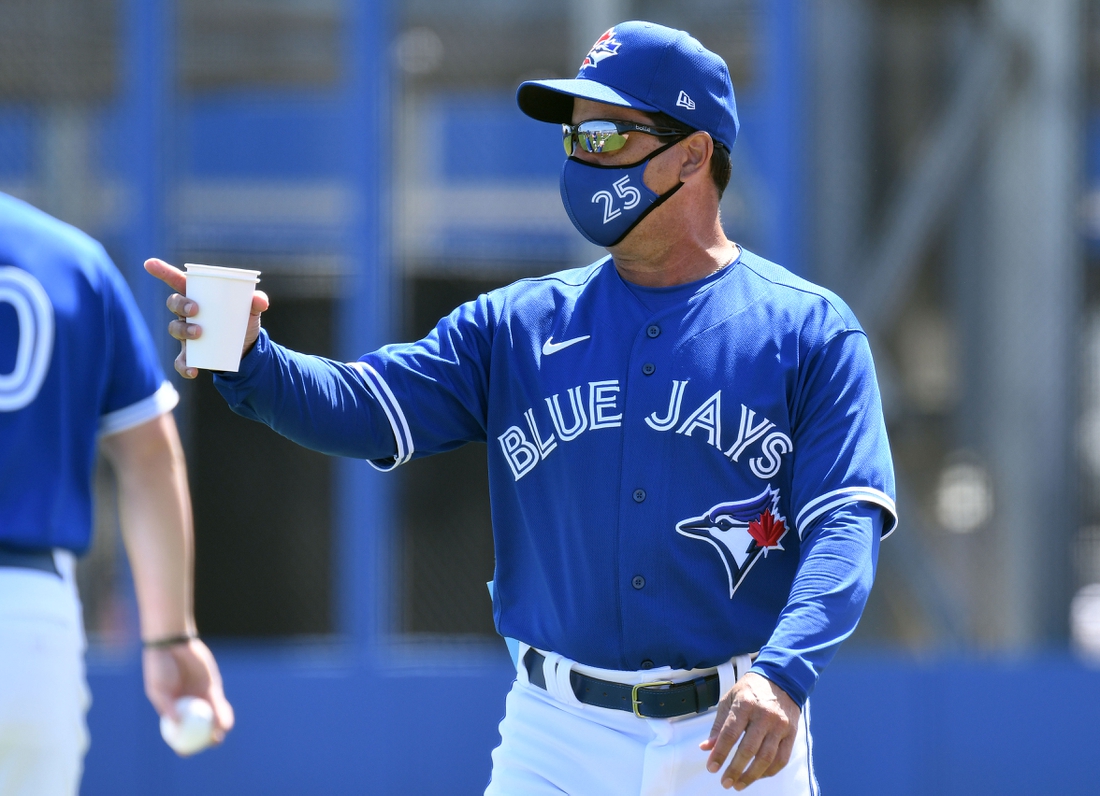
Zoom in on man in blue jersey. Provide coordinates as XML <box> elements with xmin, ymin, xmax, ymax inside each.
<box><xmin>0</xmin><ymin>192</ymin><xmax>234</xmax><ymax>794</ymax></box>
<box><xmin>147</xmin><ymin>21</ymin><xmax>894</xmax><ymax>795</ymax></box>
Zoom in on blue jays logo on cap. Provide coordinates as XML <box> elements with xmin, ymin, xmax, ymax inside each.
<box><xmin>582</xmin><ymin>28</ymin><xmax>622</xmax><ymax>69</ymax></box>
<box><xmin>676</xmin><ymin>486</ymin><xmax>789</xmax><ymax>598</ymax></box>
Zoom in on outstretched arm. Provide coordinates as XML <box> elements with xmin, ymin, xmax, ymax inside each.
<box><xmin>145</xmin><ymin>257</ymin><xmax>398</xmax><ymax>459</ymax></box>
<box><xmin>99</xmin><ymin>411</ymin><xmax>234</xmax><ymax>753</ymax></box>
<box><xmin>144</xmin><ymin>255</ymin><xmax>489</xmax><ymax>462</ymax></box>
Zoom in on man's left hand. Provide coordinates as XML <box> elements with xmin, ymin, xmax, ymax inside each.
<box><xmin>143</xmin><ymin>639</ymin><xmax>235</xmax><ymax>753</ymax></box>
<box><xmin>700</xmin><ymin>671</ymin><xmax>800</xmax><ymax>790</ymax></box>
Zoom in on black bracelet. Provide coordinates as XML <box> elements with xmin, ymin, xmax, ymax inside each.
<box><xmin>142</xmin><ymin>633</ymin><xmax>198</xmax><ymax>650</ymax></box>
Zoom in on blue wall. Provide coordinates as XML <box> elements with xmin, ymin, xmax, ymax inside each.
<box><xmin>81</xmin><ymin>650</ymin><xmax>1100</xmax><ymax>795</ymax></box>
<box><xmin>812</xmin><ymin>651</ymin><xmax>1100</xmax><ymax>796</ymax></box>
<box><xmin>82</xmin><ymin>644</ymin><xmax>518</xmax><ymax>795</ymax></box>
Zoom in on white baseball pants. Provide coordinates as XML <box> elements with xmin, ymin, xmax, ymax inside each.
<box><xmin>486</xmin><ymin>646</ymin><xmax>818</xmax><ymax>796</ymax></box>
<box><xmin>0</xmin><ymin>552</ymin><xmax>90</xmax><ymax>796</ymax></box>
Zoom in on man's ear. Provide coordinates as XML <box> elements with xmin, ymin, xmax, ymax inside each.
<box><xmin>678</xmin><ymin>132</ymin><xmax>713</xmax><ymax>182</ymax></box>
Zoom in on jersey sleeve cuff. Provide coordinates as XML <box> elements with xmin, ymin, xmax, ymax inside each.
<box><xmin>795</xmin><ymin>486</ymin><xmax>898</xmax><ymax>540</ymax></box>
<box><xmin>748</xmin><ymin>661</ymin><xmax>809</xmax><ymax>709</ymax></box>
<box><xmin>211</xmin><ymin>328</ymin><xmax>280</xmax><ymax>408</ymax></box>
<box><xmin>212</xmin><ymin>327</ymin><xmax>270</xmax><ymax>383</ymax></box>
<box><xmin>97</xmin><ymin>381</ymin><xmax>179</xmax><ymax>438</ymax></box>
<box><xmin>350</xmin><ymin>361</ymin><xmax>414</xmax><ymax>470</ymax></box>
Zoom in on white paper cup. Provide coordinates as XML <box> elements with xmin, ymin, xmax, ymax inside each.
<box><xmin>184</xmin><ymin>263</ymin><xmax>261</xmax><ymax>372</ymax></box>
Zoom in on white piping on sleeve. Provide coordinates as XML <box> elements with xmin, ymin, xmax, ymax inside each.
<box><xmin>97</xmin><ymin>381</ymin><xmax>179</xmax><ymax>438</ymax></box>
<box><xmin>795</xmin><ymin>486</ymin><xmax>898</xmax><ymax>539</ymax></box>
<box><xmin>351</xmin><ymin>361</ymin><xmax>414</xmax><ymax>470</ymax></box>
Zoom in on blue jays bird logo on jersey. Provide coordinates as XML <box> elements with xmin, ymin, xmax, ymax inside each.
<box><xmin>676</xmin><ymin>487</ymin><xmax>789</xmax><ymax>598</ymax></box>
<box><xmin>581</xmin><ymin>29</ymin><xmax>622</xmax><ymax>69</ymax></box>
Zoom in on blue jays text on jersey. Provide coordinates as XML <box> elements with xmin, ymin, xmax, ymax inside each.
<box><xmin>0</xmin><ymin>192</ymin><xmax>177</xmax><ymax>553</ymax></box>
<box><xmin>213</xmin><ymin>248</ymin><xmax>897</xmax><ymax>706</ymax></box>
<box><xmin>495</xmin><ymin>379</ymin><xmax>792</xmax><ymax>483</ymax></box>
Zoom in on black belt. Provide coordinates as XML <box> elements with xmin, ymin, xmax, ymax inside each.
<box><xmin>0</xmin><ymin>544</ymin><xmax>60</xmax><ymax>577</ymax></box>
<box><xmin>524</xmin><ymin>648</ymin><xmax>721</xmax><ymax>719</ymax></box>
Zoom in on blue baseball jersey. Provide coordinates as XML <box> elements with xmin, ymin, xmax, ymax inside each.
<box><xmin>215</xmin><ymin>248</ymin><xmax>896</xmax><ymax>704</ymax></box>
<box><xmin>0</xmin><ymin>192</ymin><xmax>177</xmax><ymax>554</ymax></box>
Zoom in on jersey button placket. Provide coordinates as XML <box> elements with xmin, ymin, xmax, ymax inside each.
<box><xmin>620</xmin><ymin>322</ymin><xmax>666</xmax><ymax>668</ymax></box>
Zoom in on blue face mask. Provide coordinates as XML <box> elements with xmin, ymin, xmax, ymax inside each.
<box><xmin>559</xmin><ymin>141</ymin><xmax>684</xmax><ymax>247</ymax></box>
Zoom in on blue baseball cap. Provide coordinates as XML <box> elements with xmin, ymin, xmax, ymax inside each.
<box><xmin>517</xmin><ymin>21</ymin><xmax>739</xmax><ymax>150</ymax></box>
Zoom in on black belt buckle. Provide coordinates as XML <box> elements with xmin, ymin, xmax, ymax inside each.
<box><xmin>631</xmin><ymin>680</ymin><xmax>675</xmax><ymax>718</ymax></box>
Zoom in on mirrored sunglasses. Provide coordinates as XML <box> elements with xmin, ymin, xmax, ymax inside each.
<box><xmin>561</xmin><ymin>119</ymin><xmax>689</xmax><ymax>156</ymax></box>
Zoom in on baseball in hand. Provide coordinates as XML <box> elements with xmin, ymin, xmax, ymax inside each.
<box><xmin>160</xmin><ymin>696</ymin><xmax>216</xmax><ymax>755</ymax></box>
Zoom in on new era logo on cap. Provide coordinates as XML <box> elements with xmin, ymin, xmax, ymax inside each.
<box><xmin>676</xmin><ymin>91</ymin><xmax>696</xmax><ymax>111</ymax></box>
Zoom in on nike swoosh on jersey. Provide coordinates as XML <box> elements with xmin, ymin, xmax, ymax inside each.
<box><xmin>541</xmin><ymin>335</ymin><xmax>591</xmax><ymax>356</ymax></box>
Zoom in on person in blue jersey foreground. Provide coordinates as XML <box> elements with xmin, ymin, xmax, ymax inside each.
<box><xmin>146</xmin><ymin>21</ymin><xmax>895</xmax><ymax>795</ymax></box>
<box><xmin>0</xmin><ymin>192</ymin><xmax>233</xmax><ymax>795</ymax></box>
